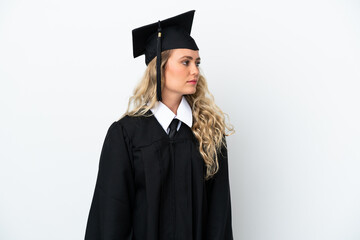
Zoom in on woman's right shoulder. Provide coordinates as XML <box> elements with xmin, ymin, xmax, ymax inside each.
<box><xmin>112</xmin><ymin>112</ymin><xmax>151</xmax><ymax>134</ymax></box>
<box><xmin>103</xmin><ymin>115</ymin><xmax>141</xmax><ymax>141</ymax></box>
<box><xmin>117</xmin><ymin>113</ymin><xmax>148</xmax><ymax>126</ymax></box>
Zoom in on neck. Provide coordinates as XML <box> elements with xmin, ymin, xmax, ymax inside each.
<box><xmin>161</xmin><ymin>92</ymin><xmax>182</xmax><ymax>115</ymax></box>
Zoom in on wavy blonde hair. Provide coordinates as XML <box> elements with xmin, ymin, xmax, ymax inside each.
<box><xmin>122</xmin><ymin>50</ymin><xmax>234</xmax><ymax>180</ymax></box>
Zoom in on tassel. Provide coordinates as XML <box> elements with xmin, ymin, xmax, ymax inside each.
<box><xmin>156</xmin><ymin>20</ymin><xmax>162</xmax><ymax>101</ymax></box>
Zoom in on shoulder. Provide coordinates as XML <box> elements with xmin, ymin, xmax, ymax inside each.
<box><xmin>109</xmin><ymin>113</ymin><xmax>154</xmax><ymax>143</ymax></box>
<box><xmin>117</xmin><ymin>114</ymin><xmax>151</xmax><ymax>131</ymax></box>
<box><xmin>102</xmin><ymin>116</ymin><xmax>144</xmax><ymax>144</ymax></box>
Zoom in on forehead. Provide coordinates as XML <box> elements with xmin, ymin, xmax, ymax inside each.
<box><xmin>170</xmin><ymin>48</ymin><xmax>200</xmax><ymax>59</ymax></box>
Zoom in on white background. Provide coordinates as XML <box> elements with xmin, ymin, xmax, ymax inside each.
<box><xmin>1</xmin><ymin>0</ymin><xmax>359</xmax><ymax>239</ymax></box>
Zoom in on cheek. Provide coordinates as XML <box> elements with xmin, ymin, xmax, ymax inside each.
<box><xmin>165</xmin><ymin>64</ymin><xmax>186</xmax><ymax>85</ymax></box>
<box><xmin>172</xmin><ymin>66</ymin><xmax>185</xmax><ymax>76</ymax></box>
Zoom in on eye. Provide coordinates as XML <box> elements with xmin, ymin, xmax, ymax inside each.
<box><xmin>182</xmin><ymin>60</ymin><xmax>190</xmax><ymax>66</ymax></box>
<box><xmin>196</xmin><ymin>61</ymin><xmax>201</xmax><ymax>67</ymax></box>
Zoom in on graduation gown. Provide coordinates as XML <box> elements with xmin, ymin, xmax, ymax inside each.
<box><xmin>84</xmin><ymin>111</ymin><xmax>233</xmax><ymax>240</ymax></box>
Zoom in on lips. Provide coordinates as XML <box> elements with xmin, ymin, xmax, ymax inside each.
<box><xmin>187</xmin><ymin>79</ymin><xmax>197</xmax><ymax>83</ymax></box>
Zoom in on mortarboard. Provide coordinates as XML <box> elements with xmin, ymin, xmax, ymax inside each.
<box><xmin>132</xmin><ymin>10</ymin><xmax>199</xmax><ymax>101</ymax></box>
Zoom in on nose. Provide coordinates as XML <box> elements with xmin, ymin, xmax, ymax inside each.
<box><xmin>191</xmin><ymin>63</ymin><xmax>199</xmax><ymax>77</ymax></box>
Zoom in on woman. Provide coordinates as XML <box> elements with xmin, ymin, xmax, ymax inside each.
<box><xmin>85</xmin><ymin>10</ymin><xmax>234</xmax><ymax>240</ymax></box>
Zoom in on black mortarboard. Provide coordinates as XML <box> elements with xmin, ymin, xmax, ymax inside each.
<box><xmin>132</xmin><ymin>10</ymin><xmax>199</xmax><ymax>101</ymax></box>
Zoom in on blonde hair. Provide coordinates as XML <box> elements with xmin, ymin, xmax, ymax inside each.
<box><xmin>122</xmin><ymin>50</ymin><xmax>234</xmax><ymax>180</ymax></box>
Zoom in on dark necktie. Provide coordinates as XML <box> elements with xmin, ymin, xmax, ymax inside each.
<box><xmin>168</xmin><ymin>118</ymin><xmax>179</xmax><ymax>139</ymax></box>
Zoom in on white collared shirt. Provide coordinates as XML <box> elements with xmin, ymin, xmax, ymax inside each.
<box><xmin>150</xmin><ymin>96</ymin><xmax>193</xmax><ymax>134</ymax></box>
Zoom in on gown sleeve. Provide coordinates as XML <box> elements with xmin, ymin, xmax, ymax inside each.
<box><xmin>85</xmin><ymin>121</ymin><xmax>135</xmax><ymax>240</ymax></box>
<box><xmin>205</xmin><ymin>137</ymin><xmax>233</xmax><ymax>240</ymax></box>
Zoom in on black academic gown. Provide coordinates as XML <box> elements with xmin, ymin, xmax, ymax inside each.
<box><xmin>84</xmin><ymin>111</ymin><xmax>233</xmax><ymax>240</ymax></box>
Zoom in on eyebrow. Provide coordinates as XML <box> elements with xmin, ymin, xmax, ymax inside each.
<box><xmin>180</xmin><ymin>56</ymin><xmax>201</xmax><ymax>61</ymax></box>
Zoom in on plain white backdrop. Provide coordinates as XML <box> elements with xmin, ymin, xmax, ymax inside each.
<box><xmin>1</xmin><ymin>0</ymin><xmax>360</xmax><ymax>239</ymax></box>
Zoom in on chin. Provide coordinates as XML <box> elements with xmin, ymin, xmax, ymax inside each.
<box><xmin>184</xmin><ymin>89</ymin><xmax>196</xmax><ymax>95</ymax></box>
<box><xmin>191</xmin><ymin>86</ymin><xmax>198</xmax><ymax>93</ymax></box>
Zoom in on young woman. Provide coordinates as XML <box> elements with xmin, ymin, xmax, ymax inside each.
<box><xmin>85</xmin><ymin>10</ymin><xmax>234</xmax><ymax>240</ymax></box>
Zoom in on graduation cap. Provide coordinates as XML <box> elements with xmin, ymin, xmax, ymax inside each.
<box><xmin>132</xmin><ymin>10</ymin><xmax>199</xmax><ymax>101</ymax></box>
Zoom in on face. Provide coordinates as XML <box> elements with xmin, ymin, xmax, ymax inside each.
<box><xmin>163</xmin><ymin>48</ymin><xmax>200</xmax><ymax>100</ymax></box>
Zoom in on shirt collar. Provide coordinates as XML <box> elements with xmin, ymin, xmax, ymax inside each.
<box><xmin>150</xmin><ymin>96</ymin><xmax>193</xmax><ymax>133</ymax></box>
